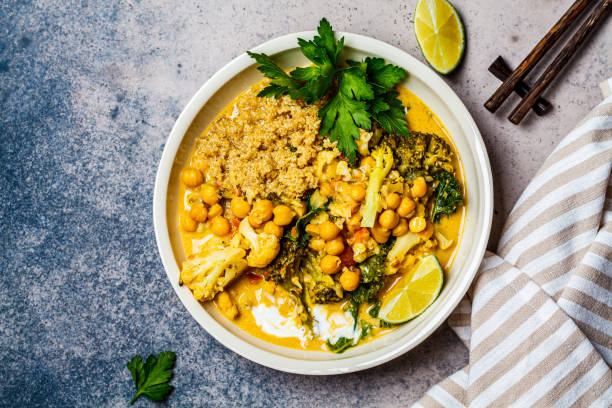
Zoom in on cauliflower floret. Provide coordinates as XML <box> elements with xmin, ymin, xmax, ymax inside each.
<box><xmin>315</xmin><ymin>150</ymin><xmax>341</xmax><ymax>181</ymax></box>
<box><xmin>357</xmin><ymin>128</ymin><xmax>373</xmax><ymax>156</ymax></box>
<box><xmin>435</xmin><ymin>231</ymin><xmax>454</xmax><ymax>250</ymax></box>
<box><xmin>335</xmin><ymin>160</ymin><xmax>352</xmax><ymax>181</ymax></box>
<box><xmin>238</xmin><ymin>218</ymin><xmax>280</xmax><ymax>268</ymax></box>
<box><xmin>180</xmin><ymin>247</ymin><xmax>248</xmax><ymax>301</ymax></box>
<box><xmin>385</xmin><ymin>232</ymin><xmax>422</xmax><ymax>275</ymax></box>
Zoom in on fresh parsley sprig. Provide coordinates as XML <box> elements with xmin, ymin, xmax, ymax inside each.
<box><xmin>247</xmin><ymin>18</ymin><xmax>410</xmax><ymax>162</ymax></box>
<box><xmin>127</xmin><ymin>351</ymin><xmax>176</xmax><ymax>405</ymax></box>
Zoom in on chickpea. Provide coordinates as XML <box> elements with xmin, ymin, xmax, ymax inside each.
<box><xmin>251</xmin><ymin>199</ymin><xmax>274</xmax><ymax>225</ymax></box>
<box><xmin>349</xmin><ymin>199</ymin><xmax>361</xmax><ymax>214</ymax></box>
<box><xmin>319</xmin><ymin>221</ymin><xmax>341</xmax><ymax>241</ymax></box>
<box><xmin>320</xmin><ymin>255</ymin><xmax>341</xmax><ymax>275</ymax></box>
<box><xmin>409</xmin><ymin>216</ymin><xmax>427</xmax><ymax>233</ymax></box>
<box><xmin>217</xmin><ymin>291</ymin><xmax>238</xmax><ymax>320</ymax></box>
<box><xmin>348</xmin><ymin>184</ymin><xmax>366</xmax><ymax>202</ymax></box>
<box><xmin>360</xmin><ymin>156</ymin><xmax>375</xmax><ymax>168</ymax></box>
<box><xmin>378</xmin><ymin>209</ymin><xmax>400</xmax><ymax>230</ymax></box>
<box><xmin>309</xmin><ymin>238</ymin><xmax>326</xmax><ymax>252</ymax></box>
<box><xmin>385</xmin><ymin>193</ymin><xmax>401</xmax><ymax>209</ymax></box>
<box><xmin>294</xmin><ymin>201</ymin><xmax>307</xmax><ymax>217</ymax></box>
<box><xmin>181</xmin><ymin>168</ymin><xmax>204</xmax><ymax>187</ymax></box>
<box><xmin>392</xmin><ymin>218</ymin><xmax>409</xmax><ymax>237</ymax></box>
<box><xmin>371</xmin><ymin>224</ymin><xmax>391</xmax><ymax>243</ymax></box>
<box><xmin>248</xmin><ymin>214</ymin><xmax>262</xmax><ymax>228</ymax></box>
<box><xmin>180</xmin><ymin>213</ymin><xmax>198</xmax><ymax>232</ymax></box>
<box><xmin>319</xmin><ymin>182</ymin><xmax>332</xmax><ymax>197</ymax></box>
<box><xmin>305</xmin><ymin>223</ymin><xmax>320</xmax><ymax>236</ymax></box>
<box><xmin>201</xmin><ymin>184</ymin><xmax>220</xmax><ymax>206</ymax></box>
<box><xmin>417</xmin><ymin>222</ymin><xmax>434</xmax><ymax>240</ymax></box>
<box><xmin>211</xmin><ymin>216</ymin><xmax>231</xmax><ymax>236</ymax></box>
<box><xmin>217</xmin><ymin>291</ymin><xmax>233</xmax><ymax>309</ymax></box>
<box><xmin>272</xmin><ymin>205</ymin><xmax>294</xmax><ymax>226</ymax></box>
<box><xmin>340</xmin><ymin>269</ymin><xmax>361</xmax><ymax>291</ymax></box>
<box><xmin>325</xmin><ymin>236</ymin><xmax>345</xmax><ymax>256</ymax></box>
<box><xmin>397</xmin><ymin>197</ymin><xmax>416</xmax><ymax>218</ymax></box>
<box><xmin>230</xmin><ymin>197</ymin><xmax>251</xmax><ymax>219</ymax></box>
<box><xmin>411</xmin><ymin>176</ymin><xmax>427</xmax><ymax>198</ymax></box>
<box><xmin>263</xmin><ymin>221</ymin><xmax>283</xmax><ymax>238</ymax></box>
<box><xmin>189</xmin><ymin>203</ymin><xmax>208</xmax><ymax>223</ymax></box>
<box><xmin>208</xmin><ymin>203</ymin><xmax>223</xmax><ymax>219</ymax></box>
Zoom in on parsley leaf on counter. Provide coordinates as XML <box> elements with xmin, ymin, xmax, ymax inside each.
<box><xmin>127</xmin><ymin>351</ymin><xmax>176</xmax><ymax>405</ymax></box>
<box><xmin>247</xmin><ymin>18</ymin><xmax>410</xmax><ymax>161</ymax></box>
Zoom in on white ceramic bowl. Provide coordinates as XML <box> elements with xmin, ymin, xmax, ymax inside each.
<box><xmin>153</xmin><ymin>31</ymin><xmax>493</xmax><ymax>375</ymax></box>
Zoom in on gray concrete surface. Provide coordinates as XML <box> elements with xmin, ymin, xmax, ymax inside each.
<box><xmin>1</xmin><ymin>0</ymin><xmax>610</xmax><ymax>406</ymax></box>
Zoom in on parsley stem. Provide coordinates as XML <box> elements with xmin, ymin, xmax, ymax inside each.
<box><xmin>130</xmin><ymin>392</ymin><xmax>142</xmax><ymax>405</ymax></box>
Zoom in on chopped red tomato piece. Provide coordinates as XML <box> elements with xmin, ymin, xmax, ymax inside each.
<box><xmin>339</xmin><ymin>244</ymin><xmax>356</xmax><ymax>267</ymax></box>
<box><xmin>246</xmin><ymin>272</ymin><xmax>263</xmax><ymax>284</ymax></box>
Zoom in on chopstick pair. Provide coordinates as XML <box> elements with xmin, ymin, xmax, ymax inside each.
<box><xmin>485</xmin><ymin>0</ymin><xmax>611</xmax><ymax>124</ymax></box>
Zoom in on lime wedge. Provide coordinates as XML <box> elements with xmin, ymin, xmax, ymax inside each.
<box><xmin>414</xmin><ymin>0</ymin><xmax>465</xmax><ymax>74</ymax></box>
<box><xmin>378</xmin><ymin>255</ymin><xmax>444</xmax><ymax>324</ymax></box>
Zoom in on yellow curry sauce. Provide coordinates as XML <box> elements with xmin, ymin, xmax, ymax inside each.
<box><xmin>177</xmin><ymin>82</ymin><xmax>465</xmax><ymax>351</ymax></box>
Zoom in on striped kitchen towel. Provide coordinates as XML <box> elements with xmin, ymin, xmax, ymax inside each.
<box><xmin>415</xmin><ymin>78</ymin><xmax>612</xmax><ymax>408</ymax></box>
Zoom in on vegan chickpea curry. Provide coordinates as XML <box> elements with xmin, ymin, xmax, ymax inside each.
<box><xmin>175</xmin><ymin>19</ymin><xmax>465</xmax><ymax>353</ymax></box>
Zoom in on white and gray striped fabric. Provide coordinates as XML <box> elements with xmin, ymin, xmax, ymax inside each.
<box><xmin>415</xmin><ymin>78</ymin><xmax>612</xmax><ymax>408</ymax></box>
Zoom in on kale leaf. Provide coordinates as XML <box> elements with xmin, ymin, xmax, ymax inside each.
<box><xmin>326</xmin><ymin>336</ymin><xmax>354</xmax><ymax>353</ymax></box>
<box><xmin>285</xmin><ymin>193</ymin><xmax>328</xmax><ymax>247</ymax></box>
<box><xmin>347</xmin><ymin>239</ymin><xmax>395</xmax><ymax>320</ymax></box>
<box><xmin>431</xmin><ymin>171</ymin><xmax>463</xmax><ymax>223</ymax></box>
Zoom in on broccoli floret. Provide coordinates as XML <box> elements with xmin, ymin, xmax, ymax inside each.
<box><xmin>301</xmin><ymin>252</ymin><xmax>343</xmax><ymax>305</ymax></box>
<box><xmin>390</xmin><ymin>132</ymin><xmax>428</xmax><ymax>176</ymax></box>
<box><xmin>312</xmin><ymin>282</ymin><xmax>342</xmax><ymax>304</ymax></box>
<box><xmin>424</xmin><ymin>134</ymin><xmax>454</xmax><ymax>173</ymax></box>
<box><xmin>263</xmin><ymin>238</ymin><xmax>306</xmax><ymax>283</ymax></box>
<box><xmin>383</xmin><ymin>132</ymin><xmax>454</xmax><ymax>176</ymax></box>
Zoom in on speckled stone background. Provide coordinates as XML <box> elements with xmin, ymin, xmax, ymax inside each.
<box><xmin>1</xmin><ymin>0</ymin><xmax>610</xmax><ymax>406</ymax></box>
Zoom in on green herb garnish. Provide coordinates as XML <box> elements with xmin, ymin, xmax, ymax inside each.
<box><xmin>127</xmin><ymin>351</ymin><xmax>176</xmax><ymax>405</ymax></box>
<box><xmin>326</xmin><ymin>336</ymin><xmax>354</xmax><ymax>353</ymax></box>
<box><xmin>431</xmin><ymin>171</ymin><xmax>463</xmax><ymax>223</ymax></box>
<box><xmin>285</xmin><ymin>193</ymin><xmax>328</xmax><ymax>247</ymax></box>
<box><xmin>247</xmin><ymin>18</ymin><xmax>409</xmax><ymax>162</ymax></box>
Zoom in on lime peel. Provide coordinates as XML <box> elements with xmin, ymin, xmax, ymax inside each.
<box><xmin>414</xmin><ymin>0</ymin><xmax>466</xmax><ymax>74</ymax></box>
<box><xmin>378</xmin><ymin>255</ymin><xmax>444</xmax><ymax>324</ymax></box>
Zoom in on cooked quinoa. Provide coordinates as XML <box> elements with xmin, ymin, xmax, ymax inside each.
<box><xmin>192</xmin><ymin>82</ymin><xmax>325</xmax><ymax>200</ymax></box>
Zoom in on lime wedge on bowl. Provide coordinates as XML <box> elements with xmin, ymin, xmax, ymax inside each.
<box><xmin>414</xmin><ymin>0</ymin><xmax>465</xmax><ymax>74</ymax></box>
<box><xmin>379</xmin><ymin>255</ymin><xmax>444</xmax><ymax>324</ymax></box>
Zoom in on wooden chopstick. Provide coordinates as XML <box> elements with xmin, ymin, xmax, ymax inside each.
<box><xmin>484</xmin><ymin>0</ymin><xmax>593</xmax><ymax>113</ymax></box>
<box><xmin>488</xmin><ymin>56</ymin><xmax>552</xmax><ymax>116</ymax></box>
<box><xmin>509</xmin><ymin>0</ymin><xmax>612</xmax><ymax>124</ymax></box>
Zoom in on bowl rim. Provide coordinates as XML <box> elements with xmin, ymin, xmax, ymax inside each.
<box><xmin>153</xmin><ymin>31</ymin><xmax>493</xmax><ymax>375</ymax></box>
